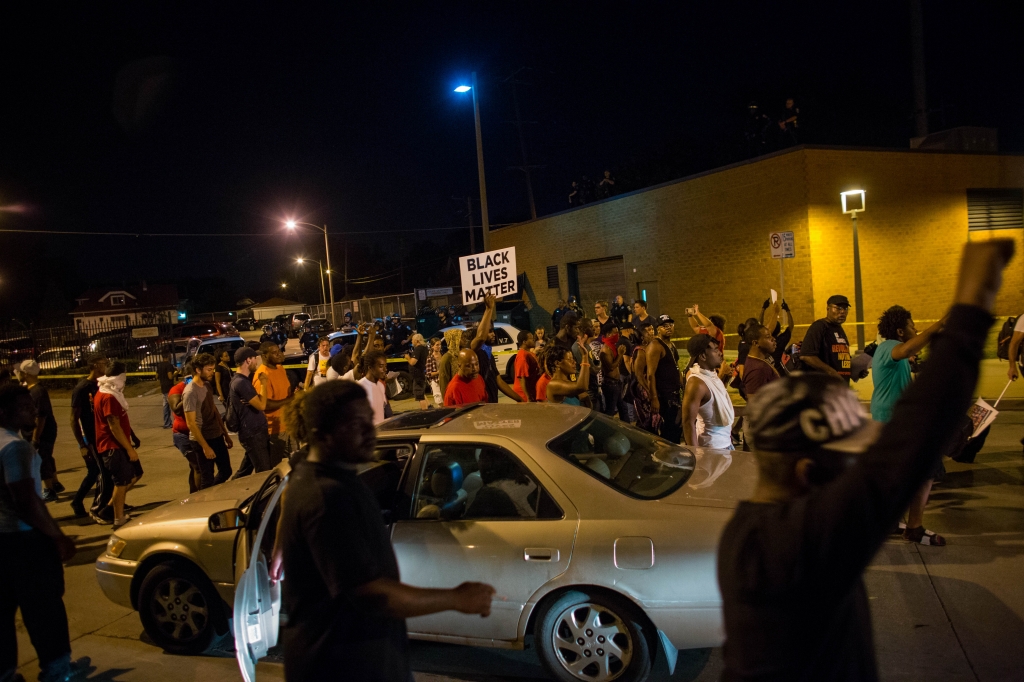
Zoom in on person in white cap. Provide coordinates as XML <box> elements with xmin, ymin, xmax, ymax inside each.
<box><xmin>16</xmin><ymin>359</ymin><xmax>62</xmax><ymax>502</ymax></box>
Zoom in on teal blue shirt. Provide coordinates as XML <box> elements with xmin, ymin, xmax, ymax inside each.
<box><xmin>870</xmin><ymin>339</ymin><xmax>912</xmax><ymax>424</ymax></box>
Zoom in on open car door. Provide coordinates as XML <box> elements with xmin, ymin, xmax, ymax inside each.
<box><xmin>234</xmin><ymin>476</ymin><xmax>288</xmax><ymax>682</ymax></box>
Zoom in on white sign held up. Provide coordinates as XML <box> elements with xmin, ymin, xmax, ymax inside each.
<box><xmin>459</xmin><ymin>247</ymin><xmax>518</xmax><ymax>305</ymax></box>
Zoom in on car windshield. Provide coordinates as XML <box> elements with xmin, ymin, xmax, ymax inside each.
<box><xmin>547</xmin><ymin>413</ymin><xmax>695</xmax><ymax>499</ymax></box>
<box><xmin>378</xmin><ymin>408</ymin><xmax>457</xmax><ymax>431</ymax></box>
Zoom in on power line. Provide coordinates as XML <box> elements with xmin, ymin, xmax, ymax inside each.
<box><xmin>0</xmin><ymin>225</ymin><xmax>515</xmax><ymax>238</ymax></box>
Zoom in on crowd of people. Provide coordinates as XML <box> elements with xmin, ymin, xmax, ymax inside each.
<box><xmin>1</xmin><ymin>238</ymin><xmax>1018</xmax><ymax>682</ymax></box>
<box><xmin>567</xmin><ymin>170</ymin><xmax>617</xmax><ymax>206</ymax></box>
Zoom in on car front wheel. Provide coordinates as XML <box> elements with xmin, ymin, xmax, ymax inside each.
<box><xmin>138</xmin><ymin>561</ymin><xmax>220</xmax><ymax>655</ymax></box>
<box><xmin>535</xmin><ymin>590</ymin><xmax>654</xmax><ymax>682</ymax></box>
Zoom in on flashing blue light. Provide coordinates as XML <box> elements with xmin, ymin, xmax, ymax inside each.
<box><xmin>454</xmin><ymin>85</ymin><xmax>471</xmax><ymax>93</ymax></box>
<box><xmin>178</xmin><ymin>312</ymin><xmax>187</xmax><ymax>320</ymax></box>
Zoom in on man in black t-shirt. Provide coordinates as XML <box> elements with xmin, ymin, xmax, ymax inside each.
<box><xmin>229</xmin><ymin>347</ymin><xmax>271</xmax><ymax>478</ymax></box>
<box><xmin>70</xmin><ymin>354</ymin><xmax>108</xmax><ymax>519</ymax></box>
<box><xmin>718</xmin><ymin>241</ymin><xmax>1012</xmax><ymax>682</ymax></box>
<box><xmin>274</xmin><ymin>381</ymin><xmax>495</xmax><ymax>682</ymax></box>
<box><xmin>799</xmin><ymin>294</ymin><xmax>853</xmax><ymax>383</ymax></box>
<box><xmin>16</xmin><ymin>360</ymin><xmax>61</xmax><ymax>502</ymax></box>
<box><xmin>156</xmin><ymin>350</ymin><xmax>175</xmax><ymax>429</ymax></box>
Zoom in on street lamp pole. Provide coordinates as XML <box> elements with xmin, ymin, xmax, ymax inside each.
<box><xmin>841</xmin><ymin>190</ymin><xmax>867</xmax><ymax>350</ymax></box>
<box><xmin>287</xmin><ymin>220</ymin><xmax>336</xmax><ymax>325</ymax></box>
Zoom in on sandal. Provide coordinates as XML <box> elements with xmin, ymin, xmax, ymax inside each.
<box><xmin>903</xmin><ymin>526</ymin><xmax>946</xmax><ymax>546</ymax></box>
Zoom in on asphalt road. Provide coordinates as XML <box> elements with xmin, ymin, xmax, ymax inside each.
<box><xmin>11</xmin><ymin>388</ymin><xmax>1024</xmax><ymax>681</ymax></box>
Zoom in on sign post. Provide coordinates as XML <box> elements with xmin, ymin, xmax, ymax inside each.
<box><xmin>769</xmin><ymin>231</ymin><xmax>795</xmax><ymax>310</ymax></box>
<box><xmin>459</xmin><ymin>247</ymin><xmax>517</xmax><ymax>305</ymax></box>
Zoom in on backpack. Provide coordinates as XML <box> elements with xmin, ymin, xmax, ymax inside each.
<box><xmin>225</xmin><ymin>395</ymin><xmax>240</xmax><ymax>433</ymax></box>
<box><xmin>996</xmin><ymin>316</ymin><xmax>1018</xmax><ymax>361</ymax></box>
<box><xmin>504</xmin><ymin>353</ymin><xmax>516</xmax><ymax>385</ymax></box>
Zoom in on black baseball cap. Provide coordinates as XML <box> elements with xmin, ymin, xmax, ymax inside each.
<box><xmin>619</xmin><ymin>321</ymin><xmax>635</xmax><ymax>331</ymax></box>
<box><xmin>657</xmin><ymin>314</ymin><xmax>675</xmax><ymax>326</ymax></box>
<box><xmin>234</xmin><ymin>347</ymin><xmax>258</xmax><ymax>365</ymax></box>
<box><xmin>827</xmin><ymin>295</ymin><xmax>852</xmax><ymax>308</ymax></box>
<box><xmin>744</xmin><ymin>373</ymin><xmax>881</xmax><ymax>454</ymax></box>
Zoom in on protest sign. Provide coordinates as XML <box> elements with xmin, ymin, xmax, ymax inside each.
<box><xmin>459</xmin><ymin>247</ymin><xmax>517</xmax><ymax>305</ymax></box>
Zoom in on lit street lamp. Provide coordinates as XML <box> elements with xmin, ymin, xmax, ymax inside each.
<box><xmin>841</xmin><ymin>189</ymin><xmax>867</xmax><ymax>350</ymax></box>
<box><xmin>286</xmin><ymin>220</ymin><xmax>336</xmax><ymax>324</ymax></box>
<box><xmin>454</xmin><ymin>73</ymin><xmax>489</xmax><ymax>252</ymax></box>
<box><xmin>296</xmin><ymin>257</ymin><xmax>327</xmax><ymax>306</ymax></box>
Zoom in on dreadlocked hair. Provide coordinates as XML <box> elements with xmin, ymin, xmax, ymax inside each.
<box><xmin>282</xmin><ymin>388</ymin><xmax>309</xmax><ymax>445</ymax></box>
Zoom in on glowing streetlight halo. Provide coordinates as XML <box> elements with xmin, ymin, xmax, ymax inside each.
<box><xmin>454</xmin><ymin>85</ymin><xmax>471</xmax><ymax>93</ymax></box>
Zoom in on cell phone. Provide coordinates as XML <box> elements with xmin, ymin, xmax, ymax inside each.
<box><xmin>685</xmin><ymin>307</ymin><xmax>695</xmax><ymax>316</ymax></box>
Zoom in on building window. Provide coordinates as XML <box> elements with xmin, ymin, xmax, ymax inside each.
<box><xmin>110</xmin><ymin>294</ymin><xmax>126</xmax><ymax>306</ymax></box>
<box><xmin>967</xmin><ymin>188</ymin><xmax>1023</xmax><ymax>231</ymax></box>
<box><xmin>546</xmin><ymin>265</ymin><xmax>559</xmax><ymax>289</ymax></box>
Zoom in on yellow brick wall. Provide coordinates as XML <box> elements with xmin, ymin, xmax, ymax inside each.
<box><xmin>492</xmin><ymin>147</ymin><xmax>1024</xmax><ymax>348</ymax></box>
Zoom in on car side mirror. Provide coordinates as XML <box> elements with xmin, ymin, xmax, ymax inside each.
<box><xmin>209</xmin><ymin>508</ymin><xmax>246</xmax><ymax>532</ymax></box>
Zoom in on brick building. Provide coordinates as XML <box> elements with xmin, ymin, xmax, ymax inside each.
<box><xmin>490</xmin><ymin>145</ymin><xmax>1024</xmax><ymax>347</ymax></box>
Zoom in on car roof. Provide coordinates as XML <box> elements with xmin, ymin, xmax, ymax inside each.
<box><xmin>379</xmin><ymin>402</ymin><xmax>588</xmax><ymax>449</ymax></box>
<box><xmin>439</xmin><ymin>322</ymin><xmax>522</xmax><ymax>333</ymax></box>
<box><xmin>199</xmin><ymin>335</ymin><xmax>244</xmax><ymax>344</ymax></box>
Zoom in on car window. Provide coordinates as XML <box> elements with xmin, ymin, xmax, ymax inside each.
<box><xmin>547</xmin><ymin>413</ymin><xmax>696</xmax><ymax>499</ymax></box>
<box><xmin>411</xmin><ymin>444</ymin><xmax>561</xmax><ymax>521</ymax></box>
<box><xmin>492</xmin><ymin>327</ymin><xmax>513</xmax><ymax>346</ymax></box>
<box><xmin>200</xmin><ymin>340</ymin><xmax>243</xmax><ymax>362</ymax></box>
<box><xmin>378</xmin><ymin>408</ymin><xmax>456</xmax><ymax>431</ymax></box>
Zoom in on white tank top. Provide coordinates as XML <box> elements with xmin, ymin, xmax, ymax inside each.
<box><xmin>687</xmin><ymin>367</ymin><xmax>735</xmax><ymax>450</ymax></box>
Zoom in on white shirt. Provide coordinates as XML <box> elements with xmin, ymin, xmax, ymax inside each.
<box><xmin>1014</xmin><ymin>316</ymin><xmax>1024</xmax><ymax>334</ymax></box>
<box><xmin>686</xmin><ymin>366</ymin><xmax>735</xmax><ymax>450</ymax></box>
<box><xmin>308</xmin><ymin>351</ymin><xmax>330</xmax><ymax>386</ymax></box>
<box><xmin>358</xmin><ymin>376</ymin><xmax>387</xmax><ymax>425</ymax></box>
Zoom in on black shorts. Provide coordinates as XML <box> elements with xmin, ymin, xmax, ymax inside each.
<box><xmin>99</xmin><ymin>448</ymin><xmax>143</xmax><ymax>487</ymax></box>
<box><xmin>413</xmin><ymin>376</ymin><xmax>426</xmax><ymax>400</ymax></box>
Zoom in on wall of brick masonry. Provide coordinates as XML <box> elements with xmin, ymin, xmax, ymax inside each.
<box><xmin>491</xmin><ymin>146</ymin><xmax>1024</xmax><ymax>347</ymax></box>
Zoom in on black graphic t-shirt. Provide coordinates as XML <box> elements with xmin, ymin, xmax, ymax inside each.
<box><xmin>800</xmin><ymin>319</ymin><xmax>851</xmax><ymax>382</ymax></box>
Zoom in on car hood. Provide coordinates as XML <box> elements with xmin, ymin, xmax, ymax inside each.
<box><xmin>114</xmin><ymin>473</ymin><xmax>272</xmax><ymax>536</ymax></box>
<box><xmin>657</xmin><ymin>447</ymin><xmax>758</xmax><ymax>509</ymax></box>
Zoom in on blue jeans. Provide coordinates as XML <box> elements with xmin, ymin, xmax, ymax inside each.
<box><xmin>161</xmin><ymin>393</ymin><xmax>173</xmax><ymax>428</ymax></box>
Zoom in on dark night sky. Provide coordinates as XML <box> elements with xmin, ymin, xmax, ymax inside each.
<box><xmin>1</xmin><ymin>1</ymin><xmax>1022</xmax><ymax>325</ymax></box>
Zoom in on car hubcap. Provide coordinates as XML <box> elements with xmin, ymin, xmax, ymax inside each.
<box><xmin>150</xmin><ymin>577</ymin><xmax>209</xmax><ymax>641</ymax></box>
<box><xmin>551</xmin><ymin>602</ymin><xmax>632</xmax><ymax>681</ymax></box>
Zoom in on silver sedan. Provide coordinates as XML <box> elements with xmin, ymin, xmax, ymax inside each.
<box><xmin>96</xmin><ymin>403</ymin><xmax>755</xmax><ymax>682</ymax></box>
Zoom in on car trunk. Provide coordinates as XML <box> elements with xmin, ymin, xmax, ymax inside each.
<box><xmin>657</xmin><ymin>448</ymin><xmax>758</xmax><ymax>509</ymax></box>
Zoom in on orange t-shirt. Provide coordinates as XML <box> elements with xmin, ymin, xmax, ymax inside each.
<box><xmin>253</xmin><ymin>364</ymin><xmax>291</xmax><ymax>435</ymax></box>
<box><xmin>536</xmin><ymin>374</ymin><xmax>551</xmax><ymax>402</ymax></box>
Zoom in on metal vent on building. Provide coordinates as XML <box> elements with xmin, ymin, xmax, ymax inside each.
<box><xmin>967</xmin><ymin>188</ymin><xmax>1023</xmax><ymax>231</ymax></box>
<box><xmin>546</xmin><ymin>265</ymin><xmax>559</xmax><ymax>289</ymax></box>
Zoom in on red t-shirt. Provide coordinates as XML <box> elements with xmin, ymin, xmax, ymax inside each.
<box><xmin>444</xmin><ymin>374</ymin><xmax>488</xmax><ymax>406</ymax></box>
<box><xmin>513</xmin><ymin>349</ymin><xmax>540</xmax><ymax>402</ymax></box>
<box><xmin>94</xmin><ymin>392</ymin><xmax>132</xmax><ymax>453</ymax></box>
<box><xmin>169</xmin><ymin>381</ymin><xmax>189</xmax><ymax>434</ymax></box>
<box><xmin>698</xmin><ymin>326</ymin><xmax>726</xmax><ymax>352</ymax></box>
<box><xmin>536</xmin><ymin>374</ymin><xmax>551</xmax><ymax>402</ymax></box>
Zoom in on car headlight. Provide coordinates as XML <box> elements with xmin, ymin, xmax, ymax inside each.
<box><xmin>106</xmin><ymin>536</ymin><xmax>127</xmax><ymax>558</ymax></box>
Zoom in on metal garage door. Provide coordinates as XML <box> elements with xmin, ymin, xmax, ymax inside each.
<box><xmin>572</xmin><ymin>257</ymin><xmax>626</xmax><ymax>313</ymax></box>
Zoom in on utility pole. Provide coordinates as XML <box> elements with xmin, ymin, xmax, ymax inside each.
<box><xmin>910</xmin><ymin>0</ymin><xmax>929</xmax><ymax>138</ymax></box>
<box><xmin>505</xmin><ymin>68</ymin><xmax>544</xmax><ymax>221</ymax></box>
<box><xmin>453</xmin><ymin>196</ymin><xmax>476</xmax><ymax>253</ymax></box>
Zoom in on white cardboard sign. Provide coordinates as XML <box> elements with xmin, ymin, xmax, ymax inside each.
<box><xmin>459</xmin><ymin>247</ymin><xmax>517</xmax><ymax>304</ymax></box>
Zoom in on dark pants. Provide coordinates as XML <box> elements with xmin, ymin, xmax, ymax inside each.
<box><xmin>602</xmin><ymin>377</ymin><xmax>629</xmax><ymax>419</ymax></box>
<box><xmin>233</xmin><ymin>432</ymin><xmax>272</xmax><ymax>479</ymax></box>
<box><xmin>189</xmin><ymin>435</ymin><xmax>232</xmax><ymax>490</ymax></box>
<box><xmin>0</xmin><ymin>531</ymin><xmax>71</xmax><ymax>680</ymax></box>
<box><xmin>161</xmin><ymin>393</ymin><xmax>173</xmax><ymax>429</ymax></box>
<box><xmin>657</xmin><ymin>391</ymin><xmax>683</xmax><ymax>444</ymax></box>
<box><xmin>268</xmin><ymin>434</ymin><xmax>290</xmax><ymax>467</ymax></box>
<box><xmin>93</xmin><ymin>448</ymin><xmax>114</xmax><ymax>516</ymax></box>
<box><xmin>37</xmin><ymin>440</ymin><xmax>57</xmax><ymax>481</ymax></box>
<box><xmin>71</xmin><ymin>452</ymin><xmax>101</xmax><ymax>509</ymax></box>
<box><xmin>172</xmin><ymin>432</ymin><xmax>198</xmax><ymax>494</ymax></box>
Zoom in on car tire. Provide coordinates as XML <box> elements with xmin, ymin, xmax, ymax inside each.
<box><xmin>534</xmin><ymin>589</ymin><xmax>654</xmax><ymax>682</ymax></box>
<box><xmin>138</xmin><ymin>561</ymin><xmax>221</xmax><ymax>655</ymax></box>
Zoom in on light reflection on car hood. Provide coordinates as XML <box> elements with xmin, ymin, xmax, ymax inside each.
<box><xmin>115</xmin><ymin>474</ymin><xmax>270</xmax><ymax>535</ymax></box>
<box><xmin>657</xmin><ymin>447</ymin><xmax>758</xmax><ymax>509</ymax></box>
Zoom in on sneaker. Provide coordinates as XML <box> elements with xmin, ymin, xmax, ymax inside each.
<box><xmin>88</xmin><ymin>510</ymin><xmax>112</xmax><ymax>525</ymax></box>
<box><xmin>52</xmin><ymin>481</ymin><xmax>66</xmax><ymax>494</ymax></box>
<box><xmin>112</xmin><ymin>515</ymin><xmax>133</xmax><ymax>531</ymax></box>
<box><xmin>70</xmin><ymin>501</ymin><xmax>88</xmax><ymax>518</ymax></box>
<box><xmin>64</xmin><ymin>657</ymin><xmax>92</xmax><ymax>681</ymax></box>
<box><xmin>41</xmin><ymin>488</ymin><xmax>59</xmax><ymax>503</ymax></box>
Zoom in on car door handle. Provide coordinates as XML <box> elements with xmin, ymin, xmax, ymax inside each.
<box><xmin>524</xmin><ymin>547</ymin><xmax>559</xmax><ymax>562</ymax></box>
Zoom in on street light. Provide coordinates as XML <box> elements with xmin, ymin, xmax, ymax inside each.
<box><xmin>285</xmin><ymin>220</ymin><xmax>336</xmax><ymax>325</ymax></box>
<box><xmin>841</xmin><ymin>189</ymin><xmax>867</xmax><ymax>350</ymax></box>
<box><xmin>281</xmin><ymin>283</ymin><xmax>288</xmax><ymax>289</ymax></box>
<box><xmin>296</xmin><ymin>257</ymin><xmax>327</xmax><ymax>306</ymax></box>
<box><xmin>454</xmin><ymin>73</ymin><xmax>490</xmax><ymax>253</ymax></box>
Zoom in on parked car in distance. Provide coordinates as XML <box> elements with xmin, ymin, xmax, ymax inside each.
<box><xmin>235</xmin><ymin>317</ymin><xmax>259</xmax><ymax>331</ymax></box>
<box><xmin>215</xmin><ymin>321</ymin><xmax>238</xmax><ymax>335</ymax></box>
<box><xmin>302</xmin><ymin>318</ymin><xmax>334</xmax><ymax>334</ymax></box>
<box><xmin>97</xmin><ymin>404</ymin><xmax>752</xmax><ymax>682</ymax></box>
<box><xmin>0</xmin><ymin>336</ymin><xmax>36</xmax><ymax>371</ymax></box>
<box><xmin>439</xmin><ymin>322</ymin><xmax>522</xmax><ymax>355</ymax></box>
<box><xmin>173</xmin><ymin>323</ymin><xmax>223</xmax><ymax>341</ymax></box>
<box><xmin>183</xmin><ymin>336</ymin><xmax>246</xmax><ymax>366</ymax></box>
<box><xmin>35</xmin><ymin>346</ymin><xmax>82</xmax><ymax>371</ymax></box>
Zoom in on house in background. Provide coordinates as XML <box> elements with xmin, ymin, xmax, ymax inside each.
<box><xmin>71</xmin><ymin>284</ymin><xmax>180</xmax><ymax>330</ymax></box>
<box><xmin>247</xmin><ymin>297</ymin><xmax>306</xmax><ymax>320</ymax></box>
